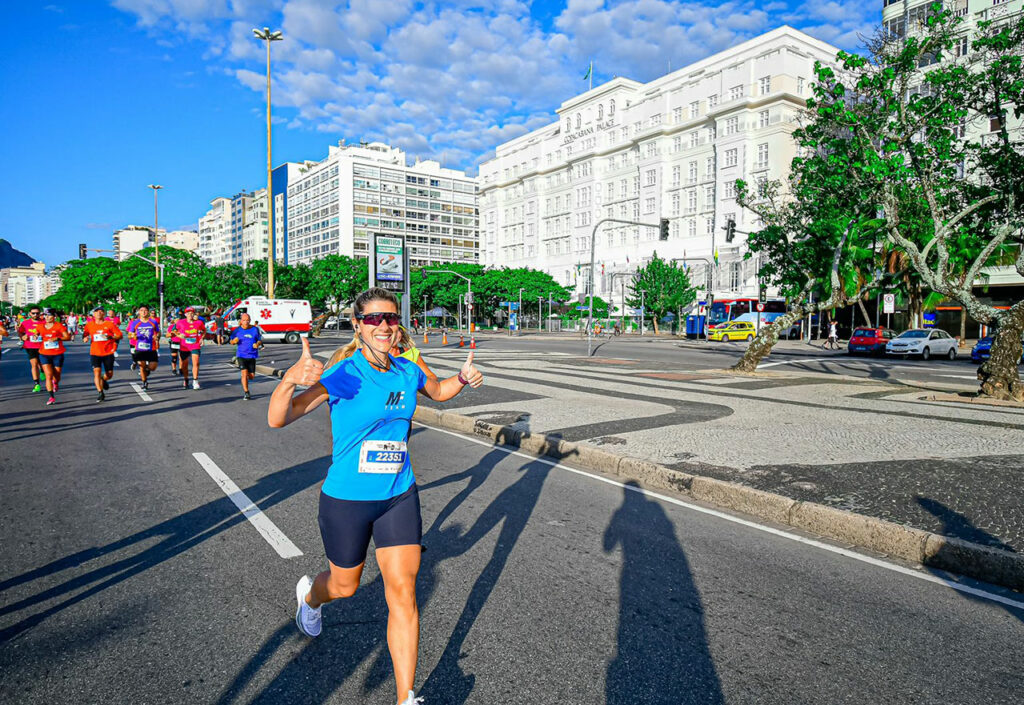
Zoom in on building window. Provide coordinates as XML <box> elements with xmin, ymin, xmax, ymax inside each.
<box><xmin>724</xmin><ymin>117</ymin><xmax>739</xmax><ymax>135</ymax></box>
<box><xmin>724</xmin><ymin>148</ymin><xmax>738</xmax><ymax>167</ymax></box>
<box><xmin>688</xmin><ymin>161</ymin><xmax>697</xmax><ymax>183</ymax></box>
<box><xmin>729</xmin><ymin>261</ymin><xmax>742</xmax><ymax>290</ymax></box>
<box><xmin>723</xmin><ymin>180</ymin><xmax>736</xmax><ymax>199</ymax></box>
<box><xmin>758</xmin><ymin>110</ymin><xmax>769</xmax><ymax>128</ymax></box>
<box><xmin>673</xmin><ymin>136</ymin><xmax>682</xmax><ymax>152</ymax></box>
<box><xmin>609</xmin><ymin>99</ymin><xmax>616</xmax><ymax>116</ymax></box>
<box><xmin>729</xmin><ymin>85</ymin><xmax>744</xmax><ymax>101</ymax></box>
<box><xmin>704</xmin><ymin>185</ymin><xmax>715</xmax><ymax>204</ymax></box>
<box><xmin>705</xmin><ymin>216</ymin><xmax>715</xmax><ymax>235</ymax></box>
<box><xmin>598</xmin><ymin>104</ymin><xmax>604</xmax><ymax>120</ymax></box>
<box><xmin>688</xmin><ymin>218</ymin><xmax>697</xmax><ymax>237</ymax></box>
<box><xmin>955</xmin><ymin>36</ymin><xmax>969</xmax><ymax>57</ymax></box>
<box><xmin>650</xmin><ymin>114</ymin><xmax>662</xmax><ymax>126</ymax></box>
<box><xmin>797</xmin><ymin>77</ymin><xmax>805</xmax><ymax>95</ymax></box>
<box><xmin>708</xmin><ymin>94</ymin><xmax>718</xmax><ymax>109</ymax></box>
<box><xmin>705</xmin><ymin>157</ymin><xmax>715</xmax><ymax>177</ymax></box>
<box><xmin>673</xmin><ymin>107</ymin><xmax>683</xmax><ymax>123</ymax></box>
<box><xmin>644</xmin><ymin>197</ymin><xmax>656</xmax><ymax>214</ymax></box>
<box><xmin>687</xmin><ymin>189</ymin><xmax>697</xmax><ymax>212</ymax></box>
<box><xmin>672</xmin><ymin>165</ymin><xmax>681</xmax><ymax>186</ymax></box>
<box><xmin>758</xmin><ymin>76</ymin><xmax>771</xmax><ymax>95</ymax></box>
<box><xmin>756</xmin><ymin>143</ymin><xmax>769</xmax><ymax>169</ymax></box>
<box><xmin>689</xmin><ymin>101</ymin><xmax>699</xmax><ymax>119</ymax></box>
<box><xmin>671</xmin><ymin>193</ymin><xmax>680</xmax><ymax>215</ymax></box>
<box><xmin>646</xmin><ymin>142</ymin><xmax>657</xmax><ymax>158</ymax></box>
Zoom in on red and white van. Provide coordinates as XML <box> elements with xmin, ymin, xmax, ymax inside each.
<box><xmin>223</xmin><ymin>297</ymin><xmax>311</xmax><ymax>344</ymax></box>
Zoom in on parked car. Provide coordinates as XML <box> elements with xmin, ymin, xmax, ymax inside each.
<box><xmin>971</xmin><ymin>334</ymin><xmax>1024</xmax><ymax>363</ymax></box>
<box><xmin>886</xmin><ymin>328</ymin><xmax>958</xmax><ymax>360</ymax></box>
<box><xmin>848</xmin><ymin>327</ymin><xmax>897</xmax><ymax>356</ymax></box>
<box><xmin>708</xmin><ymin>320</ymin><xmax>756</xmax><ymax>342</ymax></box>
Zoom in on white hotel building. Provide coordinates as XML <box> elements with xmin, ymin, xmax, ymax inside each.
<box><xmin>285</xmin><ymin>142</ymin><xmax>479</xmax><ymax>268</ymax></box>
<box><xmin>478</xmin><ymin>26</ymin><xmax>839</xmax><ymax>309</ymax></box>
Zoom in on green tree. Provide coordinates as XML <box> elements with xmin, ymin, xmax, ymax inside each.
<box><xmin>42</xmin><ymin>257</ymin><xmax>120</xmax><ymax>313</ymax></box>
<box><xmin>801</xmin><ymin>7</ymin><xmax>1024</xmax><ymax>398</ymax></box>
<box><xmin>624</xmin><ymin>252</ymin><xmax>697</xmax><ymax>334</ymax></box>
<box><xmin>308</xmin><ymin>255</ymin><xmax>368</xmax><ymax>312</ymax></box>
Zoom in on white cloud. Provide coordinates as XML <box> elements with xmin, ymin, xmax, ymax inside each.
<box><xmin>112</xmin><ymin>0</ymin><xmax>876</xmax><ymax>169</ymax></box>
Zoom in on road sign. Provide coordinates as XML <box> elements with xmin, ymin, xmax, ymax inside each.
<box><xmin>756</xmin><ymin>302</ymin><xmax>765</xmax><ymax>312</ymax></box>
<box><xmin>465</xmin><ymin>291</ymin><xmax>473</xmax><ymax>304</ymax></box>
<box><xmin>883</xmin><ymin>293</ymin><xmax>896</xmax><ymax>314</ymax></box>
<box><xmin>575</xmin><ymin>306</ymin><xmax>590</xmax><ymax>311</ymax></box>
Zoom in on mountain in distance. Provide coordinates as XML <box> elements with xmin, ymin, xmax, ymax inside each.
<box><xmin>0</xmin><ymin>239</ymin><xmax>37</xmax><ymax>269</ymax></box>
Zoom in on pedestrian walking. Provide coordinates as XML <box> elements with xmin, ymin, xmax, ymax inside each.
<box><xmin>267</xmin><ymin>287</ymin><xmax>483</xmax><ymax>705</ymax></box>
<box><xmin>826</xmin><ymin>320</ymin><xmax>839</xmax><ymax>350</ymax></box>
<box><xmin>66</xmin><ymin>312</ymin><xmax>79</xmax><ymax>339</ymax></box>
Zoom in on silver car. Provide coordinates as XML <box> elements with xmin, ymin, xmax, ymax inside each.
<box><xmin>885</xmin><ymin>328</ymin><xmax>958</xmax><ymax>360</ymax></box>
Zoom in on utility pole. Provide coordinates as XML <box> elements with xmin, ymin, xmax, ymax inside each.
<box><xmin>253</xmin><ymin>27</ymin><xmax>283</xmax><ymax>297</ymax></box>
<box><xmin>518</xmin><ymin>287</ymin><xmax>524</xmax><ymax>336</ymax></box>
<box><xmin>147</xmin><ymin>184</ymin><xmax>163</xmax><ymax>278</ymax></box>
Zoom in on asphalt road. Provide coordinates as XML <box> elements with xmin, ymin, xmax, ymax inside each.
<box><xmin>1</xmin><ymin>341</ymin><xmax>1022</xmax><ymax>704</ymax></box>
<box><xmin>292</xmin><ymin>330</ymin><xmax>997</xmax><ymax>391</ymax></box>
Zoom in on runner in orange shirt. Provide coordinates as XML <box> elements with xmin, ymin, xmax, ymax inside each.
<box><xmin>38</xmin><ymin>309</ymin><xmax>71</xmax><ymax>405</ymax></box>
<box><xmin>83</xmin><ymin>306</ymin><xmax>123</xmax><ymax>402</ymax></box>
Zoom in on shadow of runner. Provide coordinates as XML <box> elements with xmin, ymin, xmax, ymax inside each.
<box><xmin>215</xmin><ymin>445</ymin><xmax>514</xmax><ymax>705</ymax></box>
<box><xmin>0</xmin><ymin>457</ymin><xmax>329</xmax><ymax>644</ymax></box>
<box><xmin>603</xmin><ymin>482</ymin><xmax>724</xmax><ymax>705</ymax></box>
<box><xmin>916</xmin><ymin>497</ymin><xmax>1023</xmax><ymax>623</ymax></box>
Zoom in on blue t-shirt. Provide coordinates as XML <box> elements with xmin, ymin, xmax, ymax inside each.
<box><xmin>231</xmin><ymin>326</ymin><xmax>262</xmax><ymax>358</ymax></box>
<box><xmin>319</xmin><ymin>353</ymin><xmax>427</xmax><ymax>501</ymax></box>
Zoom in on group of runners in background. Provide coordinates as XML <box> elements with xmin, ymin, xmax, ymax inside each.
<box><xmin>1</xmin><ymin>304</ymin><xmax>263</xmax><ymax>403</ymax></box>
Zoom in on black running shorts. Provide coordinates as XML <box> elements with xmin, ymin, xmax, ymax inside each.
<box><xmin>178</xmin><ymin>348</ymin><xmax>200</xmax><ymax>360</ymax></box>
<box><xmin>90</xmin><ymin>354</ymin><xmax>115</xmax><ymax>372</ymax></box>
<box><xmin>132</xmin><ymin>350</ymin><xmax>159</xmax><ymax>363</ymax></box>
<box><xmin>40</xmin><ymin>353</ymin><xmax>65</xmax><ymax>368</ymax></box>
<box><xmin>238</xmin><ymin>357</ymin><xmax>257</xmax><ymax>374</ymax></box>
<box><xmin>318</xmin><ymin>484</ymin><xmax>421</xmax><ymax>569</ymax></box>
<box><xmin>24</xmin><ymin>348</ymin><xmax>40</xmax><ymax>360</ymax></box>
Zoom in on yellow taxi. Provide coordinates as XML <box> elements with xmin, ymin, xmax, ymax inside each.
<box><xmin>708</xmin><ymin>321</ymin><xmax>756</xmax><ymax>342</ymax></box>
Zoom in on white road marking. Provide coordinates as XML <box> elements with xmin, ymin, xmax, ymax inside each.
<box><xmin>938</xmin><ymin>374</ymin><xmax>979</xmax><ymax>380</ymax></box>
<box><xmin>417</xmin><ymin>424</ymin><xmax>1024</xmax><ymax>611</ymax></box>
<box><xmin>753</xmin><ymin>357</ymin><xmax>836</xmax><ymax>368</ymax></box>
<box><xmin>192</xmin><ymin>452</ymin><xmax>303</xmax><ymax>559</ymax></box>
<box><xmin>130</xmin><ymin>382</ymin><xmax>153</xmax><ymax>402</ymax></box>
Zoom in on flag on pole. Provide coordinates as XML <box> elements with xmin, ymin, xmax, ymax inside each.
<box><xmin>583</xmin><ymin>61</ymin><xmax>592</xmax><ymax>81</ymax></box>
<box><xmin>713</xmin><ymin>248</ymin><xmax>719</xmax><ymax>266</ymax></box>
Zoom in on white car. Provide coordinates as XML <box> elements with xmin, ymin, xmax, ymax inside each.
<box><xmin>886</xmin><ymin>328</ymin><xmax>958</xmax><ymax>360</ymax></box>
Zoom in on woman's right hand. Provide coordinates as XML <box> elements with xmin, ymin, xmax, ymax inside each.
<box><xmin>282</xmin><ymin>337</ymin><xmax>324</xmax><ymax>386</ymax></box>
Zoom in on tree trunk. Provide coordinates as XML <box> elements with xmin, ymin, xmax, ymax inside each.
<box><xmin>652</xmin><ymin>317</ymin><xmax>660</xmax><ymax>335</ymax></box>
<box><xmin>857</xmin><ymin>298</ymin><xmax>872</xmax><ymax>327</ymax></box>
<box><xmin>959</xmin><ymin>307</ymin><xmax>967</xmax><ymax>348</ymax></box>
<box><xmin>732</xmin><ymin>305</ymin><xmax>805</xmax><ymax>372</ymax></box>
<box><xmin>978</xmin><ymin>301</ymin><xmax>1024</xmax><ymax>402</ymax></box>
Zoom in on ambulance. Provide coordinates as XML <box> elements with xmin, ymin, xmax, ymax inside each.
<box><xmin>223</xmin><ymin>297</ymin><xmax>312</xmax><ymax>344</ymax></box>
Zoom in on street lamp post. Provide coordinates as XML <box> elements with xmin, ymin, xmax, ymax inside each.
<box><xmin>253</xmin><ymin>27</ymin><xmax>283</xmax><ymax>298</ymax></box>
<box><xmin>422</xmin><ymin>295</ymin><xmax>427</xmax><ymax>331</ymax></box>
<box><xmin>147</xmin><ymin>184</ymin><xmax>163</xmax><ymax>278</ymax></box>
<box><xmin>518</xmin><ymin>287</ymin><xmax>524</xmax><ymax>336</ymax></box>
<box><xmin>425</xmin><ymin>269</ymin><xmax>474</xmax><ymax>348</ymax></box>
<box><xmin>537</xmin><ymin>295</ymin><xmax>543</xmax><ymax>332</ymax></box>
<box><xmin>89</xmin><ymin>248</ymin><xmax>165</xmax><ymax>329</ymax></box>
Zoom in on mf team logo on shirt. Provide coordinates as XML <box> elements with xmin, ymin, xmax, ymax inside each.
<box><xmin>385</xmin><ymin>391</ymin><xmax>405</xmax><ymax>409</ymax></box>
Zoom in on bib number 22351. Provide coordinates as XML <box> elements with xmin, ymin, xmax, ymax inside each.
<box><xmin>358</xmin><ymin>441</ymin><xmax>407</xmax><ymax>474</ymax></box>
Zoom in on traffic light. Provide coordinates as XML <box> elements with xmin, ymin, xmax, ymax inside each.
<box><xmin>725</xmin><ymin>218</ymin><xmax>736</xmax><ymax>243</ymax></box>
<box><xmin>759</xmin><ymin>288</ymin><xmax>767</xmax><ymax>304</ymax></box>
<box><xmin>79</xmin><ymin>244</ymin><xmax>87</xmax><ymax>259</ymax></box>
<box><xmin>659</xmin><ymin>218</ymin><xmax>669</xmax><ymax>241</ymax></box>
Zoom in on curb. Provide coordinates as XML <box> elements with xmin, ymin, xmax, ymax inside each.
<box><xmin>413</xmin><ymin>405</ymin><xmax>1024</xmax><ymax>593</ymax></box>
<box><xmin>926</xmin><ymin>392</ymin><xmax>1024</xmax><ymax>409</ymax></box>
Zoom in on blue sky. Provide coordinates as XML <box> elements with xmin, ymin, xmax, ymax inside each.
<box><xmin>1</xmin><ymin>1</ymin><xmax>877</xmax><ymax>267</ymax></box>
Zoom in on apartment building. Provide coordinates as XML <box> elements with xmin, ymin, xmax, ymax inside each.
<box><xmin>478</xmin><ymin>26</ymin><xmax>840</xmax><ymax>308</ymax></box>
<box><xmin>285</xmin><ymin>141</ymin><xmax>479</xmax><ymax>268</ymax></box>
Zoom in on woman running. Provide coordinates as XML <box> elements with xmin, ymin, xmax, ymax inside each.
<box><xmin>167</xmin><ymin>312</ymin><xmax>183</xmax><ymax>376</ymax></box>
<box><xmin>38</xmin><ymin>308</ymin><xmax>71</xmax><ymax>405</ymax></box>
<box><xmin>267</xmin><ymin>287</ymin><xmax>482</xmax><ymax>705</ymax></box>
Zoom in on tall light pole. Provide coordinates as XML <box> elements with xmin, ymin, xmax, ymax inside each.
<box><xmin>148</xmin><ymin>184</ymin><xmax>163</xmax><ymax>277</ymax></box>
<box><xmin>518</xmin><ymin>287</ymin><xmax>524</xmax><ymax>336</ymax></box>
<box><xmin>253</xmin><ymin>26</ymin><xmax>283</xmax><ymax>298</ymax></box>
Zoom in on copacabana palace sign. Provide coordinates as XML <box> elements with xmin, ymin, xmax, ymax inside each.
<box><xmin>562</xmin><ymin>118</ymin><xmax>616</xmax><ymax>144</ymax></box>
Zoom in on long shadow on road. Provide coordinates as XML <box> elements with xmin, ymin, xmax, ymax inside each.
<box><xmin>604</xmin><ymin>482</ymin><xmax>724</xmax><ymax>705</ymax></box>
<box><xmin>216</xmin><ymin>433</ymin><xmax>570</xmax><ymax>705</ymax></box>
<box><xmin>0</xmin><ymin>456</ymin><xmax>329</xmax><ymax>645</ymax></box>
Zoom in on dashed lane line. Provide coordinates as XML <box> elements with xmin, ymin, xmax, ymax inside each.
<box><xmin>192</xmin><ymin>452</ymin><xmax>303</xmax><ymax>559</ymax></box>
<box><xmin>416</xmin><ymin>423</ymin><xmax>1024</xmax><ymax>612</ymax></box>
<box><xmin>130</xmin><ymin>382</ymin><xmax>153</xmax><ymax>402</ymax></box>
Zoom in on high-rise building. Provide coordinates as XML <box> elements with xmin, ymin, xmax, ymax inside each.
<box><xmin>113</xmin><ymin>225</ymin><xmax>156</xmax><ymax>261</ymax></box>
<box><xmin>478</xmin><ymin>26</ymin><xmax>839</xmax><ymax>310</ymax></box>
<box><xmin>1</xmin><ymin>262</ymin><xmax>48</xmax><ymax>307</ymax></box>
<box><xmin>272</xmin><ymin>162</ymin><xmax>306</xmax><ymax>264</ymax></box>
<box><xmin>163</xmin><ymin>230</ymin><xmax>199</xmax><ymax>253</ymax></box>
<box><xmin>285</xmin><ymin>141</ymin><xmax>479</xmax><ymax>267</ymax></box>
<box><xmin>199</xmin><ymin>192</ymin><xmax>256</xmax><ymax>266</ymax></box>
<box><xmin>241</xmin><ymin>190</ymin><xmax>269</xmax><ymax>265</ymax></box>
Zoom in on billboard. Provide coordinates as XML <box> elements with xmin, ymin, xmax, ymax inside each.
<box><xmin>374</xmin><ymin>234</ymin><xmax>405</xmax><ymax>292</ymax></box>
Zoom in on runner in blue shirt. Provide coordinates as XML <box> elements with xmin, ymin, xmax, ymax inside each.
<box><xmin>228</xmin><ymin>313</ymin><xmax>262</xmax><ymax>400</ymax></box>
<box><xmin>267</xmin><ymin>287</ymin><xmax>482</xmax><ymax>705</ymax></box>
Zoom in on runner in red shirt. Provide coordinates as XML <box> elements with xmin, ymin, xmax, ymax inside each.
<box><xmin>83</xmin><ymin>306</ymin><xmax>123</xmax><ymax>402</ymax></box>
<box><xmin>17</xmin><ymin>305</ymin><xmax>46</xmax><ymax>392</ymax></box>
<box><xmin>168</xmin><ymin>313</ymin><xmax>183</xmax><ymax>376</ymax></box>
<box><xmin>175</xmin><ymin>307</ymin><xmax>206</xmax><ymax>390</ymax></box>
<box><xmin>38</xmin><ymin>309</ymin><xmax>70</xmax><ymax>405</ymax></box>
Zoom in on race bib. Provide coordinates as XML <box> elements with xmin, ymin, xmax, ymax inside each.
<box><xmin>137</xmin><ymin>342</ymin><xmax>151</xmax><ymax>351</ymax></box>
<box><xmin>93</xmin><ymin>333</ymin><xmax>108</xmax><ymax>342</ymax></box>
<box><xmin>30</xmin><ymin>335</ymin><xmax>42</xmax><ymax>343</ymax></box>
<box><xmin>358</xmin><ymin>441</ymin><xmax>407</xmax><ymax>474</ymax></box>
<box><xmin>43</xmin><ymin>340</ymin><xmax>60</xmax><ymax>350</ymax></box>
<box><xmin>184</xmin><ymin>337</ymin><xmax>197</xmax><ymax>345</ymax></box>
<box><xmin>170</xmin><ymin>342</ymin><xmax>180</xmax><ymax>350</ymax></box>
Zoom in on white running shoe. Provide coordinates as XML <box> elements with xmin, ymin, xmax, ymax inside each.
<box><xmin>294</xmin><ymin>575</ymin><xmax>321</xmax><ymax>637</ymax></box>
<box><xmin>399</xmin><ymin>691</ymin><xmax>424</xmax><ymax>705</ymax></box>
<box><xmin>192</xmin><ymin>379</ymin><xmax>200</xmax><ymax>390</ymax></box>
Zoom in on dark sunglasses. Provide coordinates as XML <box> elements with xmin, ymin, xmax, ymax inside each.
<box><xmin>357</xmin><ymin>312</ymin><xmax>401</xmax><ymax>327</ymax></box>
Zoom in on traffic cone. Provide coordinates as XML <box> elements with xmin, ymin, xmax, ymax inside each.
<box><xmin>470</xmin><ymin>338</ymin><xmax>476</xmax><ymax>349</ymax></box>
<box><xmin>459</xmin><ymin>335</ymin><xmax>465</xmax><ymax>348</ymax></box>
<box><xmin>442</xmin><ymin>331</ymin><xmax>448</xmax><ymax>345</ymax></box>
<box><xmin>424</xmin><ymin>331</ymin><xmax>429</xmax><ymax>344</ymax></box>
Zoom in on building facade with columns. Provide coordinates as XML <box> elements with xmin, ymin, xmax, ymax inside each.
<box><xmin>478</xmin><ymin>26</ymin><xmax>839</xmax><ymax>314</ymax></box>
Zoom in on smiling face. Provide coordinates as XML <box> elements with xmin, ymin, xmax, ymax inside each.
<box><xmin>357</xmin><ymin>299</ymin><xmax>400</xmax><ymax>357</ymax></box>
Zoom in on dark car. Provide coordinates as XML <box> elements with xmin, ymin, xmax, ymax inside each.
<box><xmin>848</xmin><ymin>327</ymin><xmax>897</xmax><ymax>355</ymax></box>
<box><xmin>972</xmin><ymin>335</ymin><xmax>1024</xmax><ymax>363</ymax></box>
